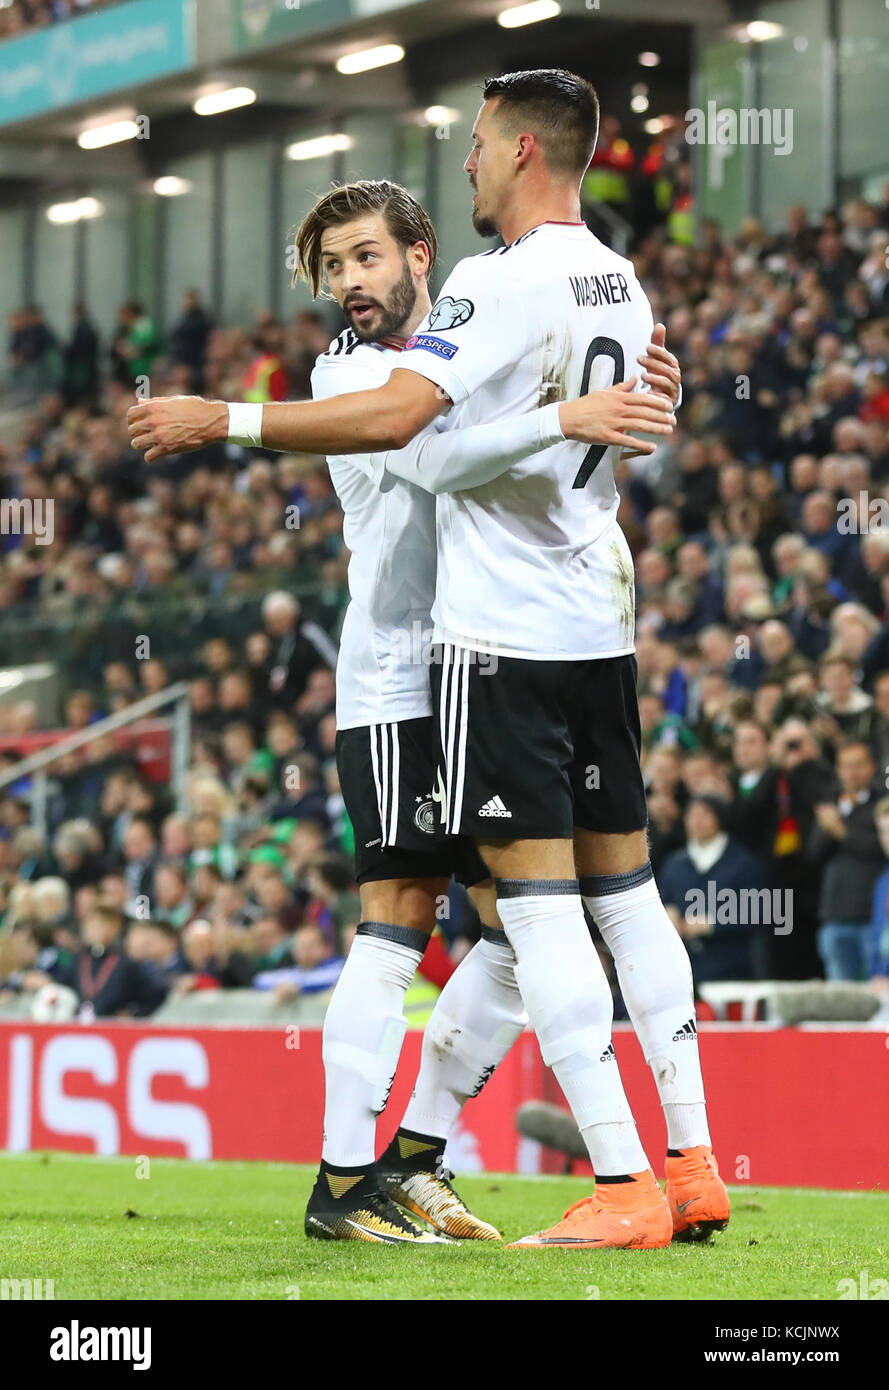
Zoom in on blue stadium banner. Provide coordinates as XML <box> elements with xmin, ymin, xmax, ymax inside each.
<box><xmin>231</xmin><ymin>0</ymin><xmax>420</xmax><ymax>51</ymax></box>
<box><xmin>0</xmin><ymin>0</ymin><xmax>195</xmax><ymax>128</ymax></box>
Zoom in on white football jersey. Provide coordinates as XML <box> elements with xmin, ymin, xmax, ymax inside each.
<box><xmin>312</xmin><ymin>329</ymin><xmax>436</xmax><ymax>729</ymax></box>
<box><xmin>398</xmin><ymin>221</ymin><xmax>651</xmax><ymax>660</ymax></box>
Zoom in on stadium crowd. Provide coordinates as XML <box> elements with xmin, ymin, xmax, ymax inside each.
<box><xmin>0</xmin><ymin>0</ymin><xmax>119</xmax><ymax>43</ymax></box>
<box><xmin>3</xmin><ymin>188</ymin><xmax>889</xmax><ymax>1020</ymax></box>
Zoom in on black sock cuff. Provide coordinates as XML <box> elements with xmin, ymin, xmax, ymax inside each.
<box><xmin>319</xmin><ymin>1157</ymin><xmax>378</xmax><ymax>1177</ymax></box>
<box><xmin>595</xmin><ymin>1173</ymin><xmax>633</xmax><ymax>1184</ymax></box>
<box><xmin>481</xmin><ymin>924</ymin><xmax>514</xmax><ymax>951</ymax></box>
<box><xmin>356</xmin><ymin>920</ymin><xmax>428</xmax><ymax>954</ymax></box>
<box><xmin>579</xmin><ymin>862</ymin><xmax>653</xmax><ymax>898</ymax></box>
<box><xmin>397</xmin><ymin>1126</ymin><xmax>446</xmax><ymax>1150</ymax></box>
<box><xmin>495</xmin><ymin>878</ymin><xmax>579</xmax><ymax>898</ymax></box>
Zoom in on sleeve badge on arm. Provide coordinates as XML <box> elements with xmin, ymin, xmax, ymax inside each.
<box><xmin>404</xmin><ymin>334</ymin><xmax>458</xmax><ymax>359</ymax></box>
<box><xmin>427</xmin><ymin>296</ymin><xmax>475</xmax><ymax>330</ymax></box>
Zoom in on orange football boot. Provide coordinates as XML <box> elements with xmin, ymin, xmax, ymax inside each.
<box><xmin>508</xmin><ymin>1170</ymin><xmax>673</xmax><ymax>1249</ymax></box>
<box><xmin>665</xmin><ymin>1145</ymin><xmax>731</xmax><ymax>1242</ymax></box>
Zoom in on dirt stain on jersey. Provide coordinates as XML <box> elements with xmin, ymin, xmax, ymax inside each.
<box><xmin>538</xmin><ymin>329</ymin><xmax>573</xmax><ymax>408</ymax></box>
<box><xmin>609</xmin><ymin>536</ymin><xmax>635</xmax><ymax>646</ymax></box>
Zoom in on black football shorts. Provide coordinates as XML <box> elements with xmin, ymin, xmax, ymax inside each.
<box><xmin>336</xmin><ymin>715</ymin><xmax>488</xmax><ymax>885</ymax></box>
<box><xmin>431</xmin><ymin>645</ymin><xmax>648</xmax><ymax>842</ymax></box>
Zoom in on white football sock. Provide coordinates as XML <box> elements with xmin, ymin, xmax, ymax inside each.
<box><xmin>321</xmin><ymin>922</ymin><xmax>425</xmax><ymax>1168</ymax></box>
<box><xmin>581</xmin><ymin>864</ymin><xmax>711</xmax><ymax>1151</ymax></box>
<box><xmin>496</xmin><ymin>880</ymin><xmax>650</xmax><ymax>1177</ymax></box>
<box><xmin>400</xmin><ymin>927</ymin><xmax>528</xmax><ymax>1139</ymax></box>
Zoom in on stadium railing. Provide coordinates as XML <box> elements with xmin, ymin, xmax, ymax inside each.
<box><xmin>0</xmin><ymin>680</ymin><xmax>191</xmax><ymax>836</ymax></box>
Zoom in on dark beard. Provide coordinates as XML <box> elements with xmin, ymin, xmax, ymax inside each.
<box><xmin>348</xmin><ymin>257</ymin><xmax>417</xmax><ymax>342</ymax></box>
<box><xmin>472</xmin><ymin>207</ymin><xmax>498</xmax><ymax>239</ymax></box>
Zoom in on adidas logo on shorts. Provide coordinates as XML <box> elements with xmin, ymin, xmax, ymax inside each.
<box><xmin>478</xmin><ymin>795</ymin><xmax>512</xmax><ymax>818</ymax></box>
<box><xmin>599</xmin><ymin>1043</ymin><xmax>616</xmax><ymax>1063</ymax></box>
<box><xmin>672</xmin><ymin>1019</ymin><xmax>698</xmax><ymax>1042</ymax></box>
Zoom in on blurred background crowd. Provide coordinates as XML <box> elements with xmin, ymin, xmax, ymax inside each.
<box><xmin>0</xmin><ymin>0</ymin><xmax>116</xmax><ymax>43</ymax></box>
<box><xmin>2</xmin><ymin>181</ymin><xmax>889</xmax><ymax>1020</ymax></box>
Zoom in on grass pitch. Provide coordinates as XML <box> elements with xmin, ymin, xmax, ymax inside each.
<box><xmin>0</xmin><ymin>1152</ymin><xmax>885</xmax><ymax>1301</ymax></box>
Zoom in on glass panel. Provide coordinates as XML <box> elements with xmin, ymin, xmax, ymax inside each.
<box><xmin>0</xmin><ymin>208</ymin><xmax>26</xmax><ymax>380</ymax></box>
<box><xmin>161</xmin><ymin>153</ymin><xmax>214</xmax><ymax>331</ymax></box>
<box><xmin>758</xmin><ymin>0</ymin><xmax>829</xmax><ymax>225</ymax></box>
<box><xmin>222</xmin><ymin>142</ymin><xmax>274</xmax><ymax>326</ymax></box>
<box><xmin>838</xmin><ymin>0</ymin><xmax>889</xmax><ymax>179</ymax></box>
<box><xmin>83</xmin><ymin>188</ymin><xmax>129</xmax><ymax>352</ymax></box>
<box><xmin>427</xmin><ymin>75</ymin><xmax>490</xmax><ymax>285</ymax></box>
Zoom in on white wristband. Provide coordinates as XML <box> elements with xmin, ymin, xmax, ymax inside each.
<box><xmin>227</xmin><ymin>402</ymin><xmax>264</xmax><ymax>447</ymax></box>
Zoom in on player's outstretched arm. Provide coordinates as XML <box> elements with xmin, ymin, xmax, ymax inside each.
<box><xmin>126</xmin><ymin>371</ymin><xmax>446</xmax><ymax>464</ymax></box>
<box><xmin>372</xmin><ymin>380</ymin><xmax>675</xmax><ymax>495</ymax></box>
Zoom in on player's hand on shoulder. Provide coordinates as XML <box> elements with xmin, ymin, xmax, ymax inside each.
<box><xmin>559</xmin><ymin>376</ymin><xmax>676</xmax><ymax>455</ymax></box>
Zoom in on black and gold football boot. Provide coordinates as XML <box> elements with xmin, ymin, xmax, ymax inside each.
<box><xmin>378</xmin><ymin>1129</ymin><xmax>502</xmax><ymax>1241</ymax></box>
<box><xmin>305</xmin><ymin>1160</ymin><xmax>451</xmax><ymax>1243</ymax></box>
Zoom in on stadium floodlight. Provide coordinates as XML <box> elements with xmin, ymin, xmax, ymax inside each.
<box><xmin>335</xmin><ymin>44</ymin><xmax>405</xmax><ymax>75</ymax></box>
<box><xmin>638</xmin><ymin>52</ymin><xmax>661</xmax><ymax>67</ymax></box>
<box><xmin>77</xmin><ymin>119</ymin><xmax>140</xmax><ymax>149</ymax></box>
<box><xmin>745</xmin><ymin>21</ymin><xmax>785</xmax><ymax>42</ymax></box>
<box><xmin>630</xmin><ymin>95</ymin><xmax>649</xmax><ymax>114</ymax></box>
<box><xmin>497</xmin><ymin>1</ymin><xmax>560</xmax><ymax>29</ymax></box>
<box><xmin>286</xmin><ymin>133</ymin><xmax>353</xmax><ymax>161</ymax></box>
<box><xmin>46</xmin><ymin>197</ymin><xmax>104</xmax><ymax>224</ymax></box>
<box><xmin>424</xmin><ymin>106</ymin><xmax>460</xmax><ymax>126</ymax></box>
<box><xmin>153</xmin><ymin>177</ymin><xmax>192</xmax><ymax>197</ymax></box>
<box><xmin>193</xmin><ymin>87</ymin><xmax>256</xmax><ymax>116</ymax></box>
<box><xmin>644</xmin><ymin>116</ymin><xmax>667</xmax><ymax>135</ymax></box>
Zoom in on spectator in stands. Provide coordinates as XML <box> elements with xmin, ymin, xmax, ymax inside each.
<box><xmin>252</xmin><ymin>921</ymin><xmax>344</xmax><ymax>999</ymax></box>
<box><xmin>171</xmin><ymin>289</ymin><xmax>212</xmax><ymax>392</ymax></box>
<box><xmin>126</xmin><ymin>920</ymin><xmax>185</xmax><ymax>988</ymax></box>
<box><xmin>730</xmin><ymin>719</ymin><xmax>771</xmax><ymax>799</ymax></box>
<box><xmin>171</xmin><ymin>918</ymin><xmax>254</xmax><ymax>993</ymax></box>
<box><xmin>268</xmin><ymin>750</ymin><xmax>329</xmax><ymax>827</ymax></box>
<box><xmin>733</xmin><ymin>718</ymin><xmax>835</xmax><ymax>978</ymax></box>
<box><xmin>52</xmin><ymin>820</ymin><xmax>105</xmax><ymax>890</ymax></box>
<box><xmin>302</xmin><ymin>857</ymin><xmax>361</xmax><ymax>955</ymax></box>
<box><xmin>31</xmin><ymin>876</ymin><xmax>78</xmax><ymax>952</ymax></box>
<box><xmin>9</xmin><ymin>306</ymin><xmax>58</xmax><ymax>400</ymax></box>
<box><xmin>120</xmin><ymin>817</ymin><xmax>159</xmax><ymax>914</ymax></box>
<box><xmin>62</xmin><ymin>302</ymin><xmax>99</xmax><ymax>409</ymax></box>
<box><xmin>249</xmin><ymin>913</ymin><xmax>294</xmax><ymax>971</ymax></box>
<box><xmin>810</xmin><ymin>740</ymin><xmax>884</xmax><ymax>980</ymax></box>
<box><xmin>815</xmin><ymin>650</ymin><xmax>874</xmax><ymax>743</ymax></box>
<box><xmin>261</xmin><ymin>591</ymin><xmax>337</xmax><ymax>709</ymax></box>
<box><xmin>53</xmin><ymin>901</ymin><xmax>167</xmax><ymax>1018</ymax></box>
<box><xmin>110</xmin><ymin>301</ymin><xmax>159</xmax><ymax>389</ymax></box>
<box><xmin>658</xmin><ymin>795</ymin><xmax>766</xmax><ymax>983</ymax></box>
<box><xmin>867</xmin><ymin>797</ymin><xmax>889</xmax><ymax>992</ymax></box>
<box><xmin>153</xmin><ymin>863</ymin><xmax>194</xmax><ymax>929</ymax></box>
<box><xmin>0</xmin><ymin>919</ymin><xmax>60</xmax><ymax>999</ymax></box>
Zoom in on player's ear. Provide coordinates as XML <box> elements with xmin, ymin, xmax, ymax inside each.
<box><xmin>407</xmin><ymin>239</ymin><xmax>431</xmax><ymax>277</ymax></box>
<box><xmin>514</xmin><ymin>131</ymin><xmax>536</xmax><ymax>171</ymax></box>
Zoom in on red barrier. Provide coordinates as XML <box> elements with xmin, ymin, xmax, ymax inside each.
<box><xmin>0</xmin><ymin>721</ymin><xmax>171</xmax><ymax>782</ymax></box>
<box><xmin>0</xmin><ymin>1022</ymin><xmax>886</xmax><ymax>1190</ymax></box>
